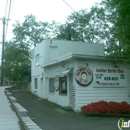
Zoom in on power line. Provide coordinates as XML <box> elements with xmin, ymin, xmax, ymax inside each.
<box><xmin>7</xmin><ymin>0</ymin><xmax>12</xmax><ymax>20</ymax></box>
<box><xmin>5</xmin><ymin>0</ymin><xmax>12</xmax><ymax>40</ymax></box>
<box><xmin>5</xmin><ymin>0</ymin><xmax>9</xmax><ymax>18</ymax></box>
<box><xmin>63</xmin><ymin>0</ymin><xmax>75</xmax><ymax>12</ymax></box>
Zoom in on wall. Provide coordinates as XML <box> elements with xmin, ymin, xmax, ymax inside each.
<box><xmin>42</xmin><ymin>58</ymin><xmax>130</xmax><ymax>112</ymax></box>
<box><xmin>74</xmin><ymin>59</ymin><xmax>130</xmax><ymax>111</ymax></box>
<box><xmin>44</xmin><ymin>59</ymin><xmax>76</xmax><ymax>107</ymax></box>
<box><xmin>31</xmin><ymin>41</ymin><xmax>45</xmax><ymax>77</ymax></box>
<box><xmin>43</xmin><ymin>39</ymin><xmax>104</xmax><ymax>65</ymax></box>
<box><xmin>31</xmin><ymin>41</ymin><xmax>45</xmax><ymax>97</ymax></box>
<box><xmin>31</xmin><ymin>39</ymin><xmax>104</xmax><ymax>98</ymax></box>
<box><xmin>31</xmin><ymin>39</ymin><xmax>130</xmax><ymax>112</ymax></box>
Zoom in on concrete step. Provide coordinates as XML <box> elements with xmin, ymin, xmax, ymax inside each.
<box><xmin>0</xmin><ymin>87</ymin><xmax>21</xmax><ymax>130</ymax></box>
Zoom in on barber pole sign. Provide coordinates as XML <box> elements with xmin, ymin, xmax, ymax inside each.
<box><xmin>75</xmin><ymin>67</ymin><xmax>93</xmax><ymax>86</ymax></box>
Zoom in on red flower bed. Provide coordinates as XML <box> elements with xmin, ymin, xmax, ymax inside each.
<box><xmin>81</xmin><ymin>101</ymin><xmax>130</xmax><ymax>114</ymax></box>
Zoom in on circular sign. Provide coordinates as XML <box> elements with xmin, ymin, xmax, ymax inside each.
<box><xmin>75</xmin><ymin>67</ymin><xmax>93</xmax><ymax>86</ymax></box>
<box><xmin>54</xmin><ymin>76</ymin><xmax>59</xmax><ymax>91</ymax></box>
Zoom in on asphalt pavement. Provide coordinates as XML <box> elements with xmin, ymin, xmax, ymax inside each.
<box><xmin>6</xmin><ymin>86</ymin><xmax>130</xmax><ymax>130</ymax></box>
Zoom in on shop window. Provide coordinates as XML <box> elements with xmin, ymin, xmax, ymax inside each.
<box><xmin>35</xmin><ymin>54</ymin><xmax>39</xmax><ymax>66</ymax></box>
<box><xmin>49</xmin><ymin>78</ymin><xmax>54</xmax><ymax>92</ymax></box>
<box><xmin>59</xmin><ymin>76</ymin><xmax>67</xmax><ymax>95</ymax></box>
<box><xmin>34</xmin><ymin>78</ymin><xmax>38</xmax><ymax>89</ymax></box>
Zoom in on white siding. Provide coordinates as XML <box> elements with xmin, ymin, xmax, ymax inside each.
<box><xmin>45</xmin><ymin>60</ymin><xmax>76</xmax><ymax>107</ymax></box>
<box><xmin>126</xmin><ymin>70</ymin><xmax>130</xmax><ymax>97</ymax></box>
<box><xmin>76</xmin><ymin>87</ymin><xmax>130</xmax><ymax>111</ymax></box>
<box><xmin>31</xmin><ymin>40</ymin><xmax>130</xmax><ymax>112</ymax></box>
<box><xmin>75</xmin><ymin>59</ymin><xmax>130</xmax><ymax>111</ymax></box>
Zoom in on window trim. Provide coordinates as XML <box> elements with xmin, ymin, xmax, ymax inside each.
<box><xmin>35</xmin><ymin>54</ymin><xmax>40</xmax><ymax>66</ymax></box>
<box><xmin>34</xmin><ymin>78</ymin><xmax>38</xmax><ymax>90</ymax></box>
<box><xmin>49</xmin><ymin>78</ymin><xmax>55</xmax><ymax>93</ymax></box>
<box><xmin>59</xmin><ymin>76</ymin><xmax>67</xmax><ymax>96</ymax></box>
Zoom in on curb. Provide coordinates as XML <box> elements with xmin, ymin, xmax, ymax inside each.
<box><xmin>5</xmin><ymin>90</ymin><xmax>42</xmax><ymax>130</ymax></box>
<box><xmin>84</xmin><ymin>113</ymin><xmax>130</xmax><ymax>117</ymax></box>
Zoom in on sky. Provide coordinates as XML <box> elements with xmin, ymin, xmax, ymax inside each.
<box><xmin>0</xmin><ymin>0</ymin><xmax>102</xmax><ymax>58</ymax></box>
<box><xmin>0</xmin><ymin>0</ymin><xmax>102</xmax><ymax>41</ymax></box>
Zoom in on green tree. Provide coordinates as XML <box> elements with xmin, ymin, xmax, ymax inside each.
<box><xmin>57</xmin><ymin>10</ymin><xmax>91</xmax><ymax>42</ymax></box>
<box><xmin>4</xmin><ymin>15</ymin><xmax>60</xmax><ymax>81</ymax></box>
<box><xmin>4</xmin><ymin>42</ymin><xmax>31</xmax><ymax>81</ymax></box>
<box><xmin>13</xmin><ymin>14</ymin><xmax>48</xmax><ymax>47</ymax></box>
<box><xmin>57</xmin><ymin>6</ymin><xmax>118</xmax><ymax>55</ymax></box>
<box><xmin>109</xmin><ymin>0</ymin><xmax>130</xmax><ymax>58</ymax></box>
<box><xmin>5</xmin><ymin>0</ymin><xmax>130</xmax><ymax>81</ymax></box>
<box><xmin>12</xmin><ymin>14</ymin><xmax>61</xmax><ymax>46</ymax></box>
<box><xmin>57</xmin><ymin>1</ymin><xmax>129</xmax><ymax>57</ymax></box>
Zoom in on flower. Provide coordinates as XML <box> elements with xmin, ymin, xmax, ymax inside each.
<box><xmin>81</xmin><ymin>101</ymin><xmax>130</xmax><ymax>114</ymax></box>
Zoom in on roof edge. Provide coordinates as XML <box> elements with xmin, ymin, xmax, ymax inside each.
<box><xmin>41</xmin><ymin>53</ymin><xmax>128</xmax><ymax>68</ymax></box>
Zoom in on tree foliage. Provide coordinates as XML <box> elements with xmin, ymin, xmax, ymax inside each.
<box><xmin>56</xmin><ymin>4</ymin><xmax>118</xmax><ymax>55</ymax></box>
<box><xmin>12</xmin><ymin>14</ymin><xmax>60</xmax><ymax>47</ymax></box>
<box><xmin>57</xmin><ymin>0</ymin><xmax>130</xmax><ymax>58</ymax></box>
<box><xmin>4</xmin><ymin>42</ymin><xmax>31</xmax><ymax>81</ymax></box>
<box><xmin>4</xmin><ymin>1</ymin><xmax>130</xmax><ymax>81</ymax></box>
<box><xmin>4</xmin><ymin>15</ymin><xmax>60</xmax><ymax>81</ymax></box>
<box><xmin>109</xmin><ymin>0</ymin><xmax>130</xmax><ymax>58</ymax></box>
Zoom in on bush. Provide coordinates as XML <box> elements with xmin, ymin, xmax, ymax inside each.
<box><xmin>81</xmin><ymin>101</ymin><xmax>130</xmax><ymax>114</ymax></box>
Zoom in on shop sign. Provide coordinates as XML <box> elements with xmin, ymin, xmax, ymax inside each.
<box><xmin>75</xmin><ymin>67</ymin><xmax>93</xmax><ymax>86</ymax></box>
<box><xmin>94</xmin><ymin>68</ymin><xmax>127</xmax><ymax>87</ymax></box>
<box><xmin>54</xmin><ymin>76</ymin><xmax>59</xmax><ymax>91</ymax></box>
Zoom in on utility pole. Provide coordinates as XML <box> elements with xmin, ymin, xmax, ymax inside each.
<box><xmin>0</xmin><ymin>17</ymin><xmax>10</xmax><ymax>85</ymax></box>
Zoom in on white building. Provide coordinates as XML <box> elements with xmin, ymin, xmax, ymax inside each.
<box><xmin>31</xmin><ymin>39</ymin><xmax>130</xmax><ymax>112</ymax></box>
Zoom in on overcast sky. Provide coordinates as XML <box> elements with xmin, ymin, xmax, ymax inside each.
<box><xmin>0</xmin><ymin>0</ymin><xmax>102</xmax><ymax>42</ymax></box>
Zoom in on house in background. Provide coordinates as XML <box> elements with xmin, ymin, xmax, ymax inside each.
<box><xmin>31</xmin><ymin>39</ymin><xmax>130</xmax><ymax>112</ymax></box>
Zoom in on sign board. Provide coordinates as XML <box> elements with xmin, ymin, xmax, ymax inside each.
<box><xmin>93</xmin><ymin>68</ymin><xmax>127</xmax><ymax>87</ymax></box>
<box><xmin>54</xmin><ymin>76</ymin><xmax>59</xmax><ymax>91</ymax></box>
<box><xmin>75</xmin><ymin>67</ymin><xmax>93</xmax><ymax>86</ymax></box>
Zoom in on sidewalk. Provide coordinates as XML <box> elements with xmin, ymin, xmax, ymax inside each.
<box><xmin>0</xmin><ymin>86</ymin><xmax>21</xmax><ymax>130</ymax></box>
<box><xmin>6</xmin><ymin>86</ymin><xmax>129</xmax><ymax>130</ymax></box>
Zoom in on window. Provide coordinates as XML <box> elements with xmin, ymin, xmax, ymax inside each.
<box><xmin>49</xmin><ymin>78</ymin><xmax>54</xmax><ymax>92</ymax></box>
<box><xmin>34</xmin><ymin>78</ymin><xmax>38</xmax><ymax>89</ymax></box>
<box><xmin>59</xmin><ymin>76</ymin><xmax>67</xmax><ymax>95</ymax></box>
<box><xmin>35</xmin><ymin>54</ymin><xmax>39</xmax><ymax>66</ymax></box>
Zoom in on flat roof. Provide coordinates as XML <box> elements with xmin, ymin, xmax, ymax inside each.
<box><xmin>41</xmin><ymin>53</ymin><xmax>127</xmax><ymax>68</ymax></box>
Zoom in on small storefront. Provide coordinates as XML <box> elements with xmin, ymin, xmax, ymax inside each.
<box><xmin>31</xmin><ymin>39</ymin><xmax>130</xmax><ymax>112</ymax></box>
<box><xmin>43</xmin><ymin>56</ymin><xmax>130</xmax><ymax>112</ymax></box>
